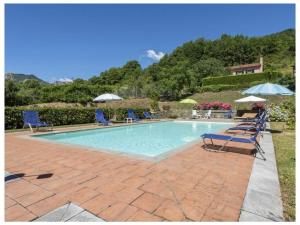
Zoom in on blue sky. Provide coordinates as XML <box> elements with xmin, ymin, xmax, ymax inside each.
<box><xmin>5</xmin><ymin>4</ymin><xmax>295</xmax><ymax>82</ymax></box>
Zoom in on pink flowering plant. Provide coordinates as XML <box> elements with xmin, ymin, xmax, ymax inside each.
<box><xmin>252</xmin><ymin>103</ymin><xmax>265</xmax><ymax>110</ymax></box>
<box><xmin>196</xmin><ymin>102</ymin><xmax>232</xmax><ymax>110</ymax></box>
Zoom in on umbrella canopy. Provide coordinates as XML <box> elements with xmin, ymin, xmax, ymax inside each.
<box><xmin>93</xmin><ymin>93</ymin><xmax>123</xmax><ymax>102</ymax></box>
<box><xmin>235</xmin><ymin>95</ymin><xmax>266</xmax><ymax>103</ymax></box>
<box><xmin>242</xmin><ymin>83</ymin><xmax>294</xmax><ymax>96</ymax></box>
<box><xmin>179</xmin><ymin>99</ymin><xmax>197</xmax><ymax>104</ymax></box>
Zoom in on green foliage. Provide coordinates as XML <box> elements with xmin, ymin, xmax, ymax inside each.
<box><xmin>11</xmin><ymin>80</ymin><xmax>115</xmax><ymax>105</ymax></box>
<box><xmin>142</xmin><ymin>29</ymin><xmax>294</xmax><ymax>99</ymax></box>
<box><xmin>190</xmin><ymin>58</ymin><xmax>229</xmax><ymax>85</ymax></box>
<box><xmin>5</xmin><ymin>80</ymin><xmax>21</xmax><ymax>106</ymax></box>
<box><xmin>5</xmin><ymin>107</ymin><xmax>23</xmax><ymax>129</ymax></box>
<box><xmin>277</xmin><ymin>75</ymin><xmax>295</xmax><ymax>91</ymax></box>
<box><xmin>202</xmin><ymin>72</ymin><xmax>283</xmax><ymax>87</ymax></box>
<box><xmin>22</xmin><ymin>79</ymin><xmax>42</xmax><ymax>89</ymax></box>
<box><xmin>150</xmin><ymin>100</ymin><xmax>160</xmax><ymax>112</ymax></box>
<box><xmin>5</xmin><ymin>107</ymin><xmax>150</xmax><ymax>129</ymax></box>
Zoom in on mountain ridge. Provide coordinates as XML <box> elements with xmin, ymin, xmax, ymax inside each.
<box><xmin>5</xmin><ymin>73</ymin><xmax>48</xmax><ymax>84</ymax></box>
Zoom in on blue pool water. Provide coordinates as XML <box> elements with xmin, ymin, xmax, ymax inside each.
<box><xmin>34</xmin><ymin>121</ymin><xmax>233</xmax><ymax>158</ymax></box>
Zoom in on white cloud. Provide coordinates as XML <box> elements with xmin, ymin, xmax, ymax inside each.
<box><xmin>146</xmin><ymin>49</ymin><xmax>165</xmax><ymax>61</ymax></box>
<box><xmin>57</xmin><ymin>78</ymin><xmax>73</xmax><ymax>83</ymax></box>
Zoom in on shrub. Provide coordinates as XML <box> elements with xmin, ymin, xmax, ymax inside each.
<box><xmin>5</xmin><ymin>106</ymin><xmax>150</xmax><ymax>129</ymax></box>
<box><xmin>269</xmin><ymin>101</ymin><xmax>295</xmax><ymax>129</ymax></box>
<box><xmin>202</xmin><ymin>72</ymin><xmax>283</xmax><ymax>87</ymax></box>
<box><xmin>150</xmin><ymin>100</ymin><xmax>160</xmax><ymax>112</ymax></box>
<box><xmin>277</xmin><ymin>75</ymin><xmax>295</xmax><ymax>91</ymax></box>
<box><xmin>268</xmin><ymin>105</ymin><xmax>289</xmax><ymax>122</ymax></box>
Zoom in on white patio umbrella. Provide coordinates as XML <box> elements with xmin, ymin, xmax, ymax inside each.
<box><xmin>235</xmin><ymin>95</ymin><xmax>267</xmax><ymax>115</ymax></box>
<box><xmin>93</xmin><ymin>93</ymin><xmax>123</xmax><ymax>102</ymax></box>
<box><xmin>235</xmin><ymin>95</ymin><xmax>266</xmax><ymax>103</ymax></box>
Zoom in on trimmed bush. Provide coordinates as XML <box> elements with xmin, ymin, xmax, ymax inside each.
<box><xmin>5</xmin><ymin>107</ymin><xmax>150</xmax><ymax>129</ymax></box>
<box><xmin>202</xmin><ymin>72</ymin><xmax>283</xmax><ymax>87</ymax></box>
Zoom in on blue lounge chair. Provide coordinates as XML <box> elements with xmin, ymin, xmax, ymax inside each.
<box><xmin>201</xmin><ymin>131</ymin><xmax>266</xmax><ymax>160</ymax></box>
<box><xmin>143</xmin><ymin>112</ymin><xmax>154</xmax><ymax>119</ymax></box>
<box><xmin>128</xmin><ymin>109</ymin><xmax>140</xmax><ymax>122</ymax></box>
<box><xmin>95</xmin><ymin>109</ymin><xmax>109</xmax><ymax>126</ymax></box>
<box><xmin>237</xmin><ymin>112</ymin><xmax>267</xmax><ymax>127</ymax></box>
<box><xmin>227</xmin><ymin>118</ymin><xmax>267</xmax><ymax>134</ymax></box>
<box><xmin>23</xmin><ymin>110</ymin><xmax>53</xmax><ymax>132</ymax></box>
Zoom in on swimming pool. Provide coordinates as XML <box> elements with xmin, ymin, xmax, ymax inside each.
<box><xmin>34</xmin><ymin>121</ymin><xmax>233</xmax><ymax>159</ymax></box>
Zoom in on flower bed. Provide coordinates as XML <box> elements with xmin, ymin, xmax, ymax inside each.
<box><xmin>195</xmin><ymin>101</ymin><xmax>232</xmax><ymax>110</ymax></box>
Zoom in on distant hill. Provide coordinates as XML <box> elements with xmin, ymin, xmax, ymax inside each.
<box><xmin>5</xmin><ymin>73</ymin><xmax>48</xmax><ymax>84</ymax></box>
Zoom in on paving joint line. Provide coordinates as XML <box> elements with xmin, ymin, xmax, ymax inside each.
<box><xmin>240</xmin><ymin>209</ymin><xmax>278</xmax><ymax>222</ymax></box>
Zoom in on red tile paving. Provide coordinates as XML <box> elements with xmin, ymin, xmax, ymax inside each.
<box><xmin>15</xmin><ymin>189</ymin><xmax>55</xmax><ymax>207</ymax></box>
<box><xmin>5</xmin><ymin>196</ymin><xmax>17</xmax><ymax>209</ymax></box>
<box><xmin>26</xmin><ymin>194</ymin><xmax>69</xmax><ymax>217</ymax></box>
<box><xmin>81</xmin><ymin>194</ymin><xmax>118</xmax><ymax>215</ymax></box>
<box><xmin>132</xmin><ymin>192</ymin><xmax>164</xmax><ymax>213</ymax></box>
<box><xmin>5</xmin><ymin>125</ymin><xmax>255</xmax><ymax>221</ymax></box>
<box><xmin>129</xmin><ymin>209</ymin><xmax>164</xmax><ymax>221</ymax></box>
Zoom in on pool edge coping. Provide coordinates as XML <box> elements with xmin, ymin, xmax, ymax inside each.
<box><xmin>239</xmin><ymin>123</ymin><xmax>284</xmax><ymax>221</ymax></box>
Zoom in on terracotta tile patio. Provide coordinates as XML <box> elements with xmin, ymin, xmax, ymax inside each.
<box><xmin>5</xmin><ymin>125</ymin><xmax>255</xmax><ymax>221</ymax></box>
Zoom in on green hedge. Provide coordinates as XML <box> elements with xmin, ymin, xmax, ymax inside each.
<box><xmin>202</xmin><ymin>72</ymin><xmax>283</xmax><ymax>86</ymax></box>
<box><xmin>198</xmin><ymin>80</ymin><xmax>267</xmax><ymax>93</ymax></box>
<box><xmin>5</xmin><ymin>107</ymin><xmax>150</xmax><ymax>129</ymax></box>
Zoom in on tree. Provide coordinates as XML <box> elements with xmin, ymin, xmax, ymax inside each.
<box><xmin>22</xmin><ymin>79</ymin><xmax>41</xmax><ymax>89</ymax></box>
<box><xmin>191</xmin><ymin>58</ymin><xmax>228</xmax><ymax>85</ymax></box>
<box><xmin>5</xmin><ymin>80</ymin><xmax>20</xmax><ymax>106</ymax></box>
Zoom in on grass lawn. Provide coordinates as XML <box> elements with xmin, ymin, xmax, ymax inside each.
<box><xmin>271</xmin><ymin>122</ymin><xmax>295</xmax><ymax>221</ymax></box>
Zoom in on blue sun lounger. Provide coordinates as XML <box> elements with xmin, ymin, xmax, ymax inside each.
<box><xmin>143</xmin><ymin>112</ymin><xmax>154</xmax><ymax>119</ymax></box>
<box><xmin>227</xmin><ymin>118</ymin><xmax>267</xmax><ymax>134</ymax></box>
<box><xmin>201</xmin><ymin>132</ymin><xmax>266</xmax><ymax>160</ymax></box>
<box><xmin>23</xmin><ymin>110</ymin><xmax>53</xmax><ymax>132</ymax></box>
<box><xmin>128</xmin><ymin>109</ymin><xmax>140</xmax><ymax>122</ymax></box>
<box><xmin>95</xmin><ymin>109</ymin><xmax>109</xmax><ymax>126</ymax></box>
<box><xmin>238</xmin><ymin>111</ymin><xmax>267</xmax><ymax>126</ymax></box>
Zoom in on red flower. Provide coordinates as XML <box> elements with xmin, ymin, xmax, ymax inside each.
<box><xmin>252</xmin><ymin>103</ymin><xmax>265</xmax><ymax>110</ymax></box>
<box><xmin>196</xmin><ymin>102</ymin><xmax>232</xmax><ymax>110</ymax></box>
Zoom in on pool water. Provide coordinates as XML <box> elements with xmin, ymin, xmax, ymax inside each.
<box><xmin>34</xmin><ymin>121</ymin><xmax>233</xmax><ymax>158</ymax></box>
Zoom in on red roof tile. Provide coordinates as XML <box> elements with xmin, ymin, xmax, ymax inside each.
<box><xmin>229</xmin><ymin>63</ymin><xmax>261</xmax><ymax>71</ymax></box>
